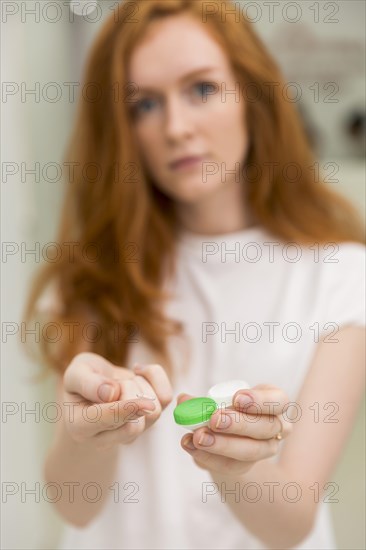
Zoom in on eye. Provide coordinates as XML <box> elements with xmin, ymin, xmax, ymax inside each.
<box><xmin>192</xmin><ymin>81</ymin><xmax>218</xmax><ymax>99</ymax></box>
<box><xmin>131</xmin><ymin>97</ymin><xmax>158</xmax><ymax>116</ymax></box>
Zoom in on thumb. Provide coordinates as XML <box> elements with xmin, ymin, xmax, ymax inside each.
<box><xmin>64</xmin><ymin>352</ymin><xmax>122</xmax><ymax>404</ymax></box>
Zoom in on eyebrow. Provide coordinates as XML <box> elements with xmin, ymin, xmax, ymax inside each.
<box><xmin>134</xmin><ymin>66</ymin><xmax>219</xmax><ymax>94</ymax></box>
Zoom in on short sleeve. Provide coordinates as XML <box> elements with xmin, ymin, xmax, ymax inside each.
<box><xmin>321</xmin><ymin>243</ymin><xmax>366</xmax><ymax>331</ymax></box>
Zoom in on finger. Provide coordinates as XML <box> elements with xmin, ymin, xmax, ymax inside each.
<box><xmin>181</xmin><ymin>435</ymin><xmax>256</xmax><ymax>475</ymax></box>
<box><xmin>104</xmin><ymin>378</ymin><xmax>156</xmax><ymax>428</ymax></box>
<box><xmin>133</xmin><ymin>374</ymin><xmax>160</xmax><ymax>405</ymax></box>
<box><xmin>132</xmin><ymin>364</ymin><xmax>173</xmax><ymax>408</ymax></box>
<box><xmin>209</xmin><ymin>410</ymin><xmax>292</xmax><ymax>439</ymax></box>
<box><xmin>94</xmin><ymin>413</ymin><xmax>147</xmax><ymax>449</ymax></box>
<box><xmin>71</xmin><ymin>395</ymin><xmax>156</xmax><ymax>441</ymax></box>
<box><xmin>176</xmin><ymin>393</ymin><xmax>195</xmax><ymax>405</ymax></box>
<box><xmin>64</xmin><ymin>353</ymin><xmax>127</xmax><ymax>404</ymax></box>
<box><xmin>233</xmin><ymin>386</ymin><xmax>290</xmax><ymax>416</ymax></box>
<box><xmin>93</xmin><ymin>375</ymin><xmax>161</xmax><ymax>446</ymax></box>
<box><xmin>99</xmin><ymin>378</ymin><xmax>157</xmax><ymax>432</ymax></box>
<box><xmin>73</xmin><ymin>378</ymin><xmax>155</xmax><ymax>439</ymax></box>
<box><xmin>191</xmin><ymin>428</ymin><xmax>280</xmax><ymax>462</ymax></box>
<box><xmin>131</xmin><ymin>374</ymin><xmax>162</xmax><ymax>427</ymax></box>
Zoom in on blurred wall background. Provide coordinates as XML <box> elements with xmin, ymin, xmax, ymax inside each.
<box><xmin>1</xmin><ymin>1</ymin><xmax>365</xmax><ymax>548</ymax></box>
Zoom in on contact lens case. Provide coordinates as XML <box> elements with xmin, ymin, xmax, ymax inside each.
<box><xmin>173</xmin><ymin>379</ymin><xmax>250</xmax><ymax>431</ymax></box>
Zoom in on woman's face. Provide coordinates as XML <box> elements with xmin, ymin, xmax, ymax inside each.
<box><xmin>127</xmin><ymin>13</ymin><xmax>249</xmax><ymax>205</ymax></box>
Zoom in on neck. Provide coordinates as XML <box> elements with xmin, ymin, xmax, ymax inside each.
<box><xmin>175</xmin><ymin>179</ymin><xmax>256</xmax><ymax>236</ymax></box>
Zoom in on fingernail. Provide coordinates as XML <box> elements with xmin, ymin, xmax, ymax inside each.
<box><xmin>234</xmin><ymin>392</ymin><xmax>254</xmax><ymax>409</ymax></box>
<box><xmin>98</xmin><ymin>383</ymin><xmax>114</xmax><ymax>402</ymax></box>
<box><xmin>136</xmin><ymin>393</ymin><xmax>156</xmax><ymax>401</ymax></box>
<box><xmin>183</xmin><ymin>435</ymin><xmax>196</xmax><ymax>450</ymax></box>
<box><xmin>215</xmin><ymin>412</ymin><xmax>232</xmax><ymax>429</ymax></box>
<box><xmin>140</xmin><ymin>408</ymin><xmax>155</xmax><ymax>415</ymax></box>
<box><xmin>198</xmin><ymin>432</ymin><xmax>215</xmax><ymax>447</ymax></box>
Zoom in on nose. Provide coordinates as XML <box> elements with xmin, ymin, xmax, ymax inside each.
<box><xmin>163</xmin><ymin>95</ymin><xmax>194</xmax><ymax>142</ymax></box>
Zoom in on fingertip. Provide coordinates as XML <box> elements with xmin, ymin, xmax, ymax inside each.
<box><xmin>159</xmin><ymin>391</ymin><xmax>173</xmax><ymax>409</ymax></box>
<box><xmin>233</xmin><ymin>389</ymin><xmax>255</xmax><ymax>404</ymax></box>
<box><xmin>181</xmin><ymin>434</ymin><xmax>196</xmax><ymax>451</ymax></box>
<box><xmin>111</xmin><ymin>382</ymin><xmax>121</xmax><ymax>401</ymax></box>
<box><xmin>132</xmin><ymin>363</ymin><xmax>148</xmax><ymax>373</ymax></box>
<box><xmin>97</xmin><ymin>381</ymin><xmax>120</xmax><ymax>403</ymax></box>
<box><xmin>176</xmin><ymin>393</ymin><xmax>193</xmax><ymax>404</ymax></box>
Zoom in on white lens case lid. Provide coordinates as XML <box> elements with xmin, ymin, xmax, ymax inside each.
<box><xmin>207</xmin><ymin>379</ymin><xmax>251</xmax><ymax>408</ymax></box>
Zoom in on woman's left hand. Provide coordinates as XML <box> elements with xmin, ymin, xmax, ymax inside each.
<box><xmin>179</xmin><ymin>384</ymin><xmax>293</xmax><ymax>476</ymax></box>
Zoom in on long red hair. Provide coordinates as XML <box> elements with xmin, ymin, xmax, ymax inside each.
<box><xmin>23</xmin><ymin>0</ymin><xmax>365</xmax><ymax>381</ymax></box>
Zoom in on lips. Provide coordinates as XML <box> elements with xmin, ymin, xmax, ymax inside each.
<box><xmin>169</xmin><ymin>155</ymin><xmax>205</xmax><ymax>170</ymax></box>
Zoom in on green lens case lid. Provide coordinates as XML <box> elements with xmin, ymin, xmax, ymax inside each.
<box><xmin>173</xmin><ymin>397</ymin><xmax>218</xmax><ymax>426</ymax></box>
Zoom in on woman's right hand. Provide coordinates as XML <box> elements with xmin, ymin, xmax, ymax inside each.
<box><xmin>61</xmin><ymin>352</ymin><xmax>173</xmax><ymax>451</ymax></box>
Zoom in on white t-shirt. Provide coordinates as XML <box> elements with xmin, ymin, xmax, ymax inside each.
<box><xmin>55</xmin><ymin>225</ymin><xmax>365</xmax><ymax>550</ymax></box>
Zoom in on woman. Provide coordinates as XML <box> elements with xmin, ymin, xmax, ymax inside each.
<box><xmin>24</xmin><ymin>1</ymin><xmax>365</xmax><ymax>549</ymax></box>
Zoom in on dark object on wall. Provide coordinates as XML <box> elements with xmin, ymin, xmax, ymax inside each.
<box><xmin>345</xmin><ymin>111</ymin><xmax>366</xmax><ymax>140</ymax></box>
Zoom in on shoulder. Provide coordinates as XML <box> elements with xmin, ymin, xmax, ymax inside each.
<box><xmin>318</xmin><ymin>241</ymin><xmax>365</xmax><ymax>278</ymax></box>
<box><xmin>316</xmin><ymin>241</ymin><xmax>366</xmax><ymax>329</ymax></box>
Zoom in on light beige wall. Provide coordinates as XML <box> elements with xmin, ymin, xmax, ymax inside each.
<box><xmin>331</xmin><ymin>396</ymin><xmax>365</xmax><ymax>550</ymax></box>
